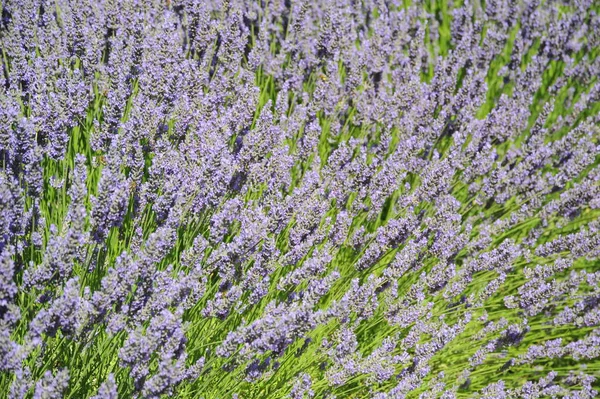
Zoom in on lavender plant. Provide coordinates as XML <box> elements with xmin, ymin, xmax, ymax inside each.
<box><xmin>1</xmin><ymin>0</ymin><xmax>600</xmax><ymax>398</ymax></box>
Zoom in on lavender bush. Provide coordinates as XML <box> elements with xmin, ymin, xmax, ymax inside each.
<box><xmin>1</xmin><ymin>0</ymin><xmax>600</xmax><ymax>397</ymax></box>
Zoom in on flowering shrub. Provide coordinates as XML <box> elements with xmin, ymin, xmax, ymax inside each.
<box><xmin>1</xmin><ymin>0</ymin><xmax>600</xmax><ymax>398</ymax></box>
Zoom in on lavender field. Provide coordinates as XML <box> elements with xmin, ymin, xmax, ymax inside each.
<box><xmin>1</xmin><ymin>0</ymin><xmax>600</xmax><ymax>398</ymax></box>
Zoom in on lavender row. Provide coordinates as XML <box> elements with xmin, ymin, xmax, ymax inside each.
<box><xmin>1</xmin><ymin>0</ymin><xmax>600</xmax><ymax>398</ymax></box>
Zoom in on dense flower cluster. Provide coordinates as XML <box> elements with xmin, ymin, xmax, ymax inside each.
<box><xmin>1</xmin><ymin>0</ymin><xmax>599</xmax><ymax>398</ymax></box>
